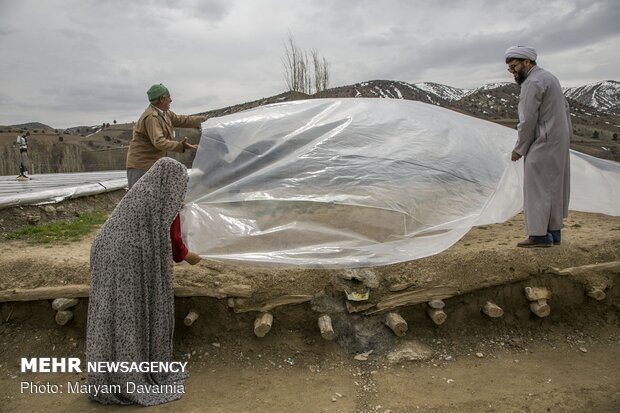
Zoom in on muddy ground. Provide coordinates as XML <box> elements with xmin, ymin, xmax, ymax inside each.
<box><xmin>0</xmin><ymin>191</ymin><xmax>619</xmax><ymax>412</ymax></box>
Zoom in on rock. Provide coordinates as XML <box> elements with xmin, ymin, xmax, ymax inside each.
<box><xmin>51</xmin><ymin>298</ymin><xmax>79</xmax><ymax>311</ymax></box>
<box><xmin>43</xmin><ymin>205</ymin><xmax>56</xmax><ymax>214</ymax></box>
<box><xmin>579</xmin><ymin>347</ymin><xmax>588</xmax><ymax>353</ymax></box>
<box><xmin>482</xmin><ymin>301</ymin><xmax>504</xmax><ymax>318</ymax></box>
<box><xmin>386</xmin><ymin>340</ymin><xmax>433</xmax><ymax>364</ymax></box>
<box><xmin>26</xmin><ymin>214</ymin><xmax>40</xmax><ymax>225</ymax></box>
<box><xmin>341</xmin><ymin>268</ymin><xmax>380</xmax><ymax>289</ymax></box>
<box><xmin>354</xmin><ymin>350</ymin><xmax>373</xmax><ymax>361</ymax></box>
<box><xmin>476</xmin><ymin>352</ymin><xmax>484</xmax><ymax>358</ymax></box>
<box><xmin>524</xmin><ymin>286</ymin><xmax>552</xmax><ymax>301</ymax></box>
<box><xmin>586</xmin><ymin>287</ymin><xmax>606</xmax><ymax>301</ymax></box>
<box><xmin>55</xmin><ymin>310</ymin><xmax>73</xmax><ymax>326</ymax></box>
<box><xmin>427</xmin><ymin>299</ymin><xmax>445</xmax><ymax>309</ymax></box>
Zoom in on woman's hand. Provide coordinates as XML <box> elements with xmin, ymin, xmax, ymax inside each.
<box><xmin>184</xmin><ymin>251</ymin><xmax>202</xmax><ymax>265</ymax></box>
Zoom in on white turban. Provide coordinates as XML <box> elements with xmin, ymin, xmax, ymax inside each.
<box><xmin>504</xmin><ymin>46</ymin><xmax>537</xmax><ymax>62</ymax></box>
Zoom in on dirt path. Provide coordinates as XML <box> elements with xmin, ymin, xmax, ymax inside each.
<box><xmin>1</xmin><ymin>320</ymin><xmax>619</xmax><ymax>412</ymax></box>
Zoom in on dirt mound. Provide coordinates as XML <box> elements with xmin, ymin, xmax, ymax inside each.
<box><xmin>1</xmin><ymin>193</ymin><xmax>619</xmax><ymax>412</ymax></box>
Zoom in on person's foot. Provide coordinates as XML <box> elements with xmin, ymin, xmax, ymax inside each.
<box><xmin>548</xmin><ymin>230</ymin><xmax>561</xmax><ymax>245</ymax></box>
<box><xmin>517</xmin><ymin>234</ymin><xmax>553</xmax><ymax>248</ymax></box>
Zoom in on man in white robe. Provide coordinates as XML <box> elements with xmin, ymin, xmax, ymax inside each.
<box><xmin>505</xmin><ymin>46</ymin><xmax>571</xmax><ymax>248</ymax></box>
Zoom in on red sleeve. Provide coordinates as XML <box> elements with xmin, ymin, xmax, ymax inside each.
<box><xmin>170</xmin><ymin>214</ymin><xmax>189</xmax><ymax>263</ymax></box>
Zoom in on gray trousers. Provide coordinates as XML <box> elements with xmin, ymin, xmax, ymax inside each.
<box><xmin>19</xmin><ymin>150</ymin><xmax>29</xmax><ymax>175</ymax></box>
<box><xmin>127</xmin><ymin>168</ymin><xmax>147</xmax><ymax>190</ymax></box>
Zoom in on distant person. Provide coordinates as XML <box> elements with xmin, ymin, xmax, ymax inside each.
<box><xmin>87</xmin><ymin>158</ymin><xmax>199</xmax><ymax>406</ymax></box>
<box><xmin>505</xmin><ymin>46</ymin><xmax>571</xmax><ymax>247</ymax></box>
<box><xmin>16</xmin><ymin>131</ymin><xmax>30</xmax><ymax>179</ymax></box>
<box><xmin>126</xmin><ymin>83</ymin><xmax>208</xmax><ymax>189</ymax></box>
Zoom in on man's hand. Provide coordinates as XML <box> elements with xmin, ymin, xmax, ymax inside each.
<box><xmin>511</xmin><ymin>150</ymin><xmax>522</xmax><ymax>162</ymax></box>
<box><xmin>184</xmin><ymin>251</ymin><xmax>202</xmax><ymax>265</ymax></box>
<box><xmin>181</xmin><ymin>137</ymin><xmax>198</xmax><ymax>151</ymax></box>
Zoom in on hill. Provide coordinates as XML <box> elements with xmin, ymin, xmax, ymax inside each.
<box><xmin>564</xmin><ymin>80</ymin><xmax>620</xmax><ymax>115</ymax></box>
<box><xmin>1</xmin><ymin>80</ymin><xmax>618</xmax><ymax>175</ymax></box>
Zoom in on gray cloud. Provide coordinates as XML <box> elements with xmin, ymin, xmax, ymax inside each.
<box><xmin>0</xmin><ymin>0</ymin><xmax>618</xmax><ymax>128</ymax></box>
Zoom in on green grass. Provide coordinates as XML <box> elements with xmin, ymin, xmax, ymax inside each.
<box><xmin>4</xmin><ymin>211</ymin><xmax>108</xmax><ymax>244</ymax></box>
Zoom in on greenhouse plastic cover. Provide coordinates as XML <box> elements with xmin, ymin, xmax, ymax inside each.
<box><xmin>181</xmin><ymin>98</ymin><xmax>620</xmax><ymax>268</ymax></box>
<box><xmin>0</xmin><ymin>171</ymin><xmax>127</xmax><ymax>209</ymax></box>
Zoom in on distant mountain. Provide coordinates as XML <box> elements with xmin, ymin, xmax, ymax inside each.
<box><xmin>414</xmin><ymin>82</ymin><xmax>471</xmax><ymax>101</ymax></box>
<box><xmin>313</xmin><ymin>79</ymin><xmax>449</xmax><ymax>106</ymax></box>
<box><xmin>564</xmin><ymin>80</ymin><xmax>620</xmax><ymax>115</ymax></box>
<box><xmin>7</xmin><ymin>122</ymin><xmax>53</xmax><ymax>131</ymax></box>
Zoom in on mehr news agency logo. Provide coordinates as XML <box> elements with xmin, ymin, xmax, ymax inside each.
<box><xmin>19</xmin><ymin>357</ymin><xmax>187</xmax><ymax>395</ymax></box>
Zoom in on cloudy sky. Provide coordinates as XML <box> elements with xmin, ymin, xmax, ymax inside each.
<box><xmin>1</xmin><ymin>0</ymin><xmax>618</xmax><ymax>128</ymax></box>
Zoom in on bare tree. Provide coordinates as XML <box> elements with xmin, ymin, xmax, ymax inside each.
<box><xmin>282</xmin><ymin>33</ymin><xmax>330</xmax><ymax>94</ymax></box>
<box><xmin>282</xmin><ymin>33</ymin><xmax>309</xmax><ymax>94</ymax></box>
<box><xmin>311</xmin><ymin>48</ymin><xmax>330</xmax><ymax>93</ymax></box>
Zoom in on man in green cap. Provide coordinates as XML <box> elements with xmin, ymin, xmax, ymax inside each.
<box><xmin>126</xmin><ymin>83</ymin><xmax>209</xmax><ymax>188</ymax></box>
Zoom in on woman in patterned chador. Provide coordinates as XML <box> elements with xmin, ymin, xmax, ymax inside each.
<box><xmin>86</xmin><ymin>157</ymin><xmax>198</xmax><ymax>405</ymax></box>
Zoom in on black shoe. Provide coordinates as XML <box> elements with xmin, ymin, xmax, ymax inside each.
<box><xmin>517</xmin><ymin>235</ymin><xmax>553</xmax><ymax>248</ymax></box>
<box><xmin>548</xmin><ymin>230</ymin><xmax>561</xmax><ymax>245</ymax></box>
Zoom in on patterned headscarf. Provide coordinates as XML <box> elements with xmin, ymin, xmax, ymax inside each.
<box><xmin>87</xmin><ymin>157</ymin><xmax>189</xmax><ymax>406</ymax></box>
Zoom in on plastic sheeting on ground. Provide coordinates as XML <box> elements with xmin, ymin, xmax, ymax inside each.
<box><xmin>0</xmin><ymin>171</ymin><xmax>127</xmax><ymax>209</ymax></box>
<box><xmin>181</xmin><ymin>98</ymin><xmax>620</xmax><ymax>268</ymax></box>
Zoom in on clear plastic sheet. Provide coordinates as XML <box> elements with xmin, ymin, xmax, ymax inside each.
<box><xmin>181</xmin><ymin>98</ymin><xmax>620</xmax><ymax>267</ymax></box>
<box><xmin>0</xmin><ymin>171</ymin><xmax>127</xmax><ymax>209</ymax></box>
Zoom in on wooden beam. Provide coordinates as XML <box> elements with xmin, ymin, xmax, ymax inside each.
<box><xmin>0</xmin><ymin>284</ymin><xmax>253</xmax><ymax>302</ymax></box>
<box><xmin>384</xmin><ymin>312</ymin><xmax>408</xmax><ymax>337</ymax></box>
<box><xmin>367</xmin><ymin>286</ymin><xmax>458</xmax><ymax>314</ymax></box>
<box><xmin>427</xmin><ymin>308</ymin><xmax>447</xmax><ymax>325</ymax></box>
<box><xmin>530</xmin><ymin>299</ymin><xmax>550</xmax><ymax>317</ymax></box>
<box><xmin>0</xmin><ymin>286</ymin><xmax>89</xmax><ymax>302</ymax></box>
<box><xmin>318</xmin><ymin>315</ymin><xmax>335</xmax><ymax>340</ymax></box>
<box><xmin>233</xmin><ymin>295</ymin><xmax>314</xmax><ymax>314</ymax></box>
<box><xmin>183</xmin><ymin>310</ymin><xmax>199</xmax><ymax>326</ymax></box>
<box><xmin>547</xmin><ymin>261</ymin><xmax>620</xmax><ymax>276</ymax></box>
<box><xmin>254</xmin><ymin>312</ymin><xmax>273</xmax><ymax>338</ymax></box>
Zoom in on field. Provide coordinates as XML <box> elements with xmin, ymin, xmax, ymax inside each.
<box><xmin>0</xmin><ymin>190</ymin><xmax>619</xmax><ymax>412</ymax></box>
